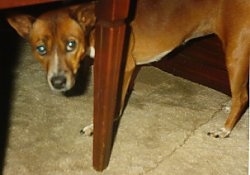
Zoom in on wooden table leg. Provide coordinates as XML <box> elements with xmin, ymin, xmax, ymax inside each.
<box><xmin>93</xmin><ymin>0</ymin><xmax>130</xmax><ymax>172</ymax></box>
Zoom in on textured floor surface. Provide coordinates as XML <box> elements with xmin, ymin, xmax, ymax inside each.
<box><xmin>2</xmin><ymin>41</ymin><xmax>249</xmax><ymax>175</ymax></box>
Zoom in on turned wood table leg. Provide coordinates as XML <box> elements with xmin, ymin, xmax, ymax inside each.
<box><xmin>93</xmin><ymin>0</ymin><xmax>130</xmax><ymax>172</ymax></box>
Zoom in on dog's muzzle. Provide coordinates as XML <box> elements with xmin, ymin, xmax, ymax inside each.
<box><xmin>50</xmin><ymin>75</ymin><xmax>67</xmax><ymax>90</ymax></box>
<box><xmin>48</xmin><ymin>72</ymin><xmax>75</xmax><ymax>92</ymax></box>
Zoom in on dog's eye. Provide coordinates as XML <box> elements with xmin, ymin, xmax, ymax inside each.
<box><xmin>36</xmin><ymin>45</ymin><xmax>47</xmax><ymax>55</ymax></box>
<box><xmin>66</xmin><ymin>40</ymin><xmax>76</xmax><ymax>52</ymax></box>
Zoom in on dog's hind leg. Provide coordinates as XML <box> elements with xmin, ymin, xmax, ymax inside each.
<box><xmin>208</xmin><ymin>37</ymin><xmax>249</xmax><ymax>138</ymax></box>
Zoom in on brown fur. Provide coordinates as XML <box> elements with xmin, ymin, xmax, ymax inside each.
<box><xmin>7</xmin><ymin>3</ymin><xmax>96</xmax><ymax>91</ymax></box>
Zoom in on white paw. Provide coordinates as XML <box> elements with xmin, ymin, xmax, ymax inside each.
<box><xmin>207</xmin><ymin>127</ymin><xmax>231</xmax><ymax>138</ymax></box>
<box><xmin>80</xmin><ymin>124</ymin><xmax>93</xmax><ymax>136</ymax></box>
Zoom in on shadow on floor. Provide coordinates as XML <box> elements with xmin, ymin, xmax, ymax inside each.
<box><xmin>0</xmin><ymin>18</ymin><xmax>21</xmax><ymax>174</ymax></box>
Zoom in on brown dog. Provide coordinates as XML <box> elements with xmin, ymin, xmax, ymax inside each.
<box><xmin>7</xmin><ymin>3</ymin><xmax>96</xmax><ymax>92</ymax></box>
<box><xmin>7</xmin><ymin>0</ymin><xmax>249</xmax><ymax>138</ymax></box>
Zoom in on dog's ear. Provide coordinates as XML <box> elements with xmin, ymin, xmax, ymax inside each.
<box><xmin>7</xmin><ymin>14</ymin><xmax>35</xmax><ymax>39</ymax></box>
<box><xmin>69</xmin><ymin>3</ymin><xmax>96</xmax><ymax>28</ymax></box>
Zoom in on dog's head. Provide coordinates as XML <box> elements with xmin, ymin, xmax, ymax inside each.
<box><xmin>7</xmin><ymin>3</ymin><xmax>96</xmax><ymax>92</ymax></box>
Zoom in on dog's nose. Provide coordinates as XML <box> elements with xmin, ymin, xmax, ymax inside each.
<box><xmin>50</xmin><ymin>75</ymin><xmax>67</xmax><ymax>90</ymax></box>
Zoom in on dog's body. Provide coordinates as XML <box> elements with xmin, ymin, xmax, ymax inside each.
<box><xmin>7</xmin><ymin>0</ymin><xmax>249</xmax><ymax>138</ymax></box>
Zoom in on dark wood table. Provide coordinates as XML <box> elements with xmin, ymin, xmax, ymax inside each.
<box><xmin>93</xmin><ymin>0</ymin><xmax>130</xmax><ymax>171</ymax></box>
<box><xmin>0</xmin><ymin>0</ymin><xmax>130</xmax><ymax>172</ymax></box>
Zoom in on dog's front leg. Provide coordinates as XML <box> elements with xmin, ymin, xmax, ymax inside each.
<box><xmin>119</xmin><ymin>53</ymin><xmax>137</xmax><ymax>114</ymax></box>
<box><xmin>80</xmin><ymin>44</ymin><xmax>136</xmax><ymax>136</ymax></box>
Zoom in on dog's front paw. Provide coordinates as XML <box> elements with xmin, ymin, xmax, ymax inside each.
<box><xmin>207</xmin><ymin>128</ymin><xmax>231</xmax><ymax>138</ymax></box>
<box><xmin>80</xmin><ymin>124</ymin><xmax>93</xmax><ymax>136</ymax></box>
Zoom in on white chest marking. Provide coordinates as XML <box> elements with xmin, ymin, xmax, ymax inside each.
<box><xmin>88</xmin><ymin>46</ymin><xmax>95</xmax><ymax>58</ymax></box>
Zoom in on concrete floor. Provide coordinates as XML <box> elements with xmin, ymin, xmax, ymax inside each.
<box><xmin>2</xmin><ymin>40</ymin><xmax>249</xmax><ymax>175</ymax></box>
